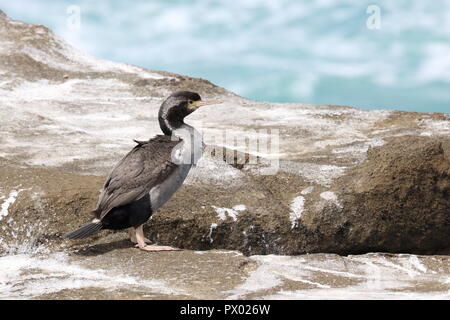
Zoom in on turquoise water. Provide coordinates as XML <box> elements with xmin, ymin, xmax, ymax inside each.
<box><xmin>1</xmin><ymin>0</ymin><xmax>449</xmax><ymax>113</ymax></box>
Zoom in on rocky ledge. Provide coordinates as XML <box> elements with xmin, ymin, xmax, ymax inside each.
<box><xmin>0</xmin><ymin>12</ymin><xmax>449</xmax><ymax>255</ymax></box>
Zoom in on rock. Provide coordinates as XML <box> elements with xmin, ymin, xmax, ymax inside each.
<box><xmin>0</xmin><ymin>13</ymin><xmax>449</xmax><ymax>255</ymax></box>
<box><xmin>299</xmin><ymin>136</ymin><xmax>450</xmax><ymax>255</ymax></box>
<box><xmin>0</xmin><ymin>158</ymin><xmax>104</xmax><ymax>252</ymax></box>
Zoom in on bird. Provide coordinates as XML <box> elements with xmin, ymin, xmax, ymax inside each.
<box><xmin>64</xmin><ymin>91</ymin><xmax>222</xmax><ymax>251</ymax></box>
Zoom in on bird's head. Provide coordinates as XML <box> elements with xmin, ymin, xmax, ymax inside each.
<box><xmin>158</xmin><ymin>91</ymin><xmax>221</xmax><ymax>135</ymax></box>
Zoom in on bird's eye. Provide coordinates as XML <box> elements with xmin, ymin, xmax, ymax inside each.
<box><xmin>188</xmin><ymin>100</ymin><xmax>193</xmax><ymax>105</ymax></box>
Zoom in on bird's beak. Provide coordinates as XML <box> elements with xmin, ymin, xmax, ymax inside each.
<box><xmin>192</xmin><ymin>99</ymin><xmax>223</xmax><ymax>109</ymax></box>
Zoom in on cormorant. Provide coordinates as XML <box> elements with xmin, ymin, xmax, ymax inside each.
<box><xmin>64</xmin><ymin>91</ymin><xmax>221</xmax><ymax>251</ymax></box>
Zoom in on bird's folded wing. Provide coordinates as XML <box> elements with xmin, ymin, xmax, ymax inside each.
<box><xmin>95</xmin><ymin>136</ymin><xmax>181</xmax><ymax>219</ymax></box>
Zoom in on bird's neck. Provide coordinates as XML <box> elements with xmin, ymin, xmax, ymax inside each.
<box><xmin>159</xmin><ymin>117</ymin><xmax>199</xmax><ymax>142</ymax></box>
<box><xmin>159</xmin><ymin>116</ymin><xmax>184</xmax><ymax>136</ymax></box>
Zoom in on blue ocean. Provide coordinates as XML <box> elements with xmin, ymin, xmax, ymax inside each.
<box><xmin>1</xmin><ymin>0</ymin><xmax>449</xmax><ymax>113</ymax></box>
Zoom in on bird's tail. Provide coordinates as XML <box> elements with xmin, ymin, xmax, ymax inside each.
<box><xmin>64</xmin><ymin>221</ymin><xmax>103</xmax><ymax>240</ymax></box>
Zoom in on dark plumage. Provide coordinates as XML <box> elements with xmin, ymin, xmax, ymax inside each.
<box><xmin>65</xmin><ymin>91</ymin><xmax>221</xmax><ymax>251</ymax></box>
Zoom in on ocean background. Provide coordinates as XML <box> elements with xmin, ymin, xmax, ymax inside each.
<box><xmin>1</xmin><ymin>0</ymin><xmax>449</xmax><ymax>114</ymax></box>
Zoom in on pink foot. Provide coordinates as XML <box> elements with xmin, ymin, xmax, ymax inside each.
<box><xmin>135</xmin><ymin>244</ymin><xmax>181</xmax><ymax>252</ymax></box>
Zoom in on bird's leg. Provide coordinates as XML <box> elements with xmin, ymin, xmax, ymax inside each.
<box><xmin>128</xmin><ymin>227</ymin><xmax>137</xmax><ymax>244</ymax></box>
<box><xmin>134</xmin><ymin>224</ymin><xmax>181</xmax><ymax>252</ymax></box>
<box><xmin>129</xmin><ymin>226</ymin><xmax>150</xmax><ymax>244</ymax></box>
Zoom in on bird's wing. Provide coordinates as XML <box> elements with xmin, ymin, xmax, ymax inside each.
<box><xmin>95</xmin><ymin>135</ymin><xmax>182</xmax><ymax>220</ymax></box>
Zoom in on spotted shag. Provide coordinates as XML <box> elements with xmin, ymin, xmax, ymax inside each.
<box><xmin>65</xmin><ymin>91</ymin><xmax>221</xmax><ymax>251</ymax></box>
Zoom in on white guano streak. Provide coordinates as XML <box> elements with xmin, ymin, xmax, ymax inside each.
<box><xmin>0</xmin><ymin>190</ymin><xmax>24</xmax><ymax>221</ymax></box>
